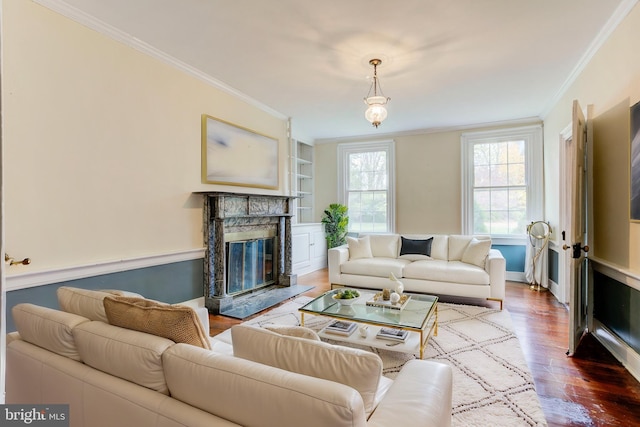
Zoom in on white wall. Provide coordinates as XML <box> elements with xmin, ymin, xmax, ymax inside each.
<box><xmin>2</xmin><ymin>0</ymin><xmax>289</xmax><ymax>275</ymax></box>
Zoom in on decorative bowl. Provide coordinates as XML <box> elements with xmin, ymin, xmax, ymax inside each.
<box><xmin>332</xmin><ymin>289</ymin><xmax>360</xmax><ymax>306</ymax></box>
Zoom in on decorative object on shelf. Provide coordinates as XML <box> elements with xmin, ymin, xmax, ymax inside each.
<box><xmin>321</xmin><ymin>203</ymin><xmax>349</xmax><ymax>248</ymax></box>
<box><xmin>358</xmin><ymin>325</ymin><xmax>369</xmax><ymax>338</ymax></box>
<box><xmin>390</xmin><ymin>292</ymin><xmax>401</xmax><ymax>304</ymax></box>
<box><xmin>201</xmin><ymin>114</ymin><xmax>279</xmax><ymax>189</ymax></box>
<box><xmin>366</xmin><ymin>292</ymin><xmax>411</xmax><ymax>310</ymax></box>
<box><xmin>389</xmin><ymin>272</ymin><xmax>404</xmax><ymax>295</ymax></box>
<box><xmin>363</xmin><ymin>58</ymin><xmax>390</xmax><ymax>128</ymax></box>
<box><xmin>332</xmin><ymin>289</ymin><xmax>360</xmax><ymax>306</ymax></box>
<box><xmin>526</xmin><ymin>221</ymin><xmax>551</xmax><ymax>292</ymax></box>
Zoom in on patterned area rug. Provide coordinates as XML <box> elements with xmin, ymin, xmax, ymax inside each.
<box><xmin>239</xmin><ymin>296</ymin><xmax>548</xmax><ymax>427</ymax></box>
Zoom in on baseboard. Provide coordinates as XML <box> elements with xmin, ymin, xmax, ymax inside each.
<box><xmin>506</xmin><ymin>271</ymin><xmax>526</xmax><ymax>283</ymax></box>
<box><xmin>6</xmin><ymin>248</ymin><xmax>205</xmax><ymax>291</ymax></box>
<box><xmin>592</xmin><ymin>320</ymin><xmax>640</xmax><ymax>384</ymax></box>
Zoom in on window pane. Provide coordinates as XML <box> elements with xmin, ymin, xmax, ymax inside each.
<box><xmin>508</xmin><ymin>163</ymin><xmax>525</xmax><ymax>185</ymax></box>
<box><xmin>490</xmin><ymin>164</ymin><xmax>509</xmax><ymax>186</ymax></box>
<box><xmin>474</xmin><ymin>165</ymin><xmax>491</xmax><ymax>186</ymax></box>
<box><xmin>508</xmin><ymin>140</ymin><xmax>525</xmax><ymax>163</ymax></box>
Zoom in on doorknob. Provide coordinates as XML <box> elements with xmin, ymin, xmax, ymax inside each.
<box><xmin>563</xmin><ymin>243</ymin><xmax>589</xmax><ymax>258</ymax></box>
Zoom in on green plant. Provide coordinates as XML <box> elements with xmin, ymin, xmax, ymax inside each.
<box><xmin>321</xmin><ymin>203</ymin><xmax>349</xmax><ymax>249</ymax></box>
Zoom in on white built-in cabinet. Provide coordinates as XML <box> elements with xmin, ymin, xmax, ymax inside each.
<box><xmin>290</xmin><ymin>139</ymin><xmax>326</xmax><ymax>275</ymax></box>
<box><xmin>292</xmin><ymin>223</ymin><xmax>327</xmax><ymax>275</ymax></box>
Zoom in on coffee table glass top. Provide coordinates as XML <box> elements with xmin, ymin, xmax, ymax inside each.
<box><xmin>299</xmin><ymin>289</ymin><xmax>438</xmax><ymax>330</ymax></box>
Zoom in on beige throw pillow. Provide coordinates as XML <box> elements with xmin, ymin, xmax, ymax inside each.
<box><xmin>461</xmin><ymin>237</ymin><xmax>492</xmax><ymax>267</ymax></box>
<box><xmin>103</xmin><ymin>296</ymin><xmax>211</xmax><ymax>349</ymax></box>
<box><xmin>347</xmin><ymin>235</ymin><xmax>373</xmax><ymax>260</ymax></box>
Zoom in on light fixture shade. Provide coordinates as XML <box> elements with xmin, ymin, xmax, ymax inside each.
<box><xmin>363</xmin><ymin>58</ymin><xmax>390</xmax><ymax>128</ymax></box>
<box><xmin>364</xmin><ymin>96</ymin><xmax>389</xmax><ymax>127</ymax></box>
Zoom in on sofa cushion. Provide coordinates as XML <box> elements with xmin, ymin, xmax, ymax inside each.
<box><xmin>163</xmin><ymin>344</ymin><xmax>369</xmax><ymax>427</ymax></box>
<box><xmin>103</xmin><ymin>296</ymin><xmax>211</xmax><ymax>349</ymax></box>
<box><xmin>341</xmin><ymin>258</ymin><xmax>411</xmax><ymax>278</ymax></box>
<box><xmin>462</xmin><ymin>237</ymin><xmax>492</xmax><ymax>267</ymax></box>
<box><xmin>403</xmin><ymin>260</ymin><xmax>490</xmax><ymax>285</ymax></box>
<box><xmin>368</xmin><ymin>234</ymin><xmax>399</xmax><ymax>258</ymax></box>
<box><xmin>262</xmin><ymin>324</ymin><xmax>321</xmax><ymax>341</ymax></box>
<box><xmin>73</xmin><ymin>321</ymin><xmax>174</xmax><ymax>394</ymax></box>
<box><xmin>231</xmin><ymin>324</ymin><xmax>387</xmax><ymax>416</ymax></box>
<box><xmin>399</xmin><ymin>236</ymin><xmax>433</xmax><ymax>260</ymax></box>
<box><xmin>57</xmin><ymin>286</ymin><xmax>115</xmax><ymax>322</ymax></box>
<box><xmin>12</xmin><ymin>303</ymin><xmax>89</xmax><ymax>361</ymax></box>
<box><xmin>347</xmin><ymin>235</ymin><xmax>373</xmax><ymax>259</ymax></box>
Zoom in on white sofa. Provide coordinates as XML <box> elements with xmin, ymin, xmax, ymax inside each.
<box><xmin>6</xmin><ymin>287</ymin><xmax>453</xmax><ymax>427</ymax></box>
<box><xmin>329</xmin><ymin>234</ymin><xmax>506</xmax><ymax>309</ymax></box>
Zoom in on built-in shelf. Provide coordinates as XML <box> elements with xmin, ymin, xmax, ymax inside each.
<box><xmin>291</xmin><ymin>139</ymin><xmax>314</xmax><ymax>224</ymax></box>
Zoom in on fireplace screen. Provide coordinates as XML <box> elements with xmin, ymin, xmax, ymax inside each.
<box><xmin>226</xmin><ymin>237</ymin><xmax>275</xmax><ymax>295</ymax></box>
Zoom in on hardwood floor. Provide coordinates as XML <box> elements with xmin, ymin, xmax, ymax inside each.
<box><xmin>208</xmin><ymin>269</ymin><xmax>640</xmax><ymax>426</ymax></box>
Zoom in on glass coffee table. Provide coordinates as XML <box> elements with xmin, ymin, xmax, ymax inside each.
<box><xmin>299</xmin><ymin>289</ymin><xmax>438</xmax><ymax>359</ymax></box>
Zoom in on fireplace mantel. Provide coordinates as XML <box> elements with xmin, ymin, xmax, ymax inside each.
<box><xmin>198</xmin><ymin>192</ymin><xmax>297</xmax><ymax>314</ymax></box>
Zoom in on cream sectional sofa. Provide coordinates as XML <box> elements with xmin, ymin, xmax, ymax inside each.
<box><xmin>329</xmin><ymin>234</ymin><xmax>506</xmax><ymax>309</ymax></box>
<box><xmin>6</xmin><ymin>287</ymin><xmax>453</xmax><ymax>427</ymax></box>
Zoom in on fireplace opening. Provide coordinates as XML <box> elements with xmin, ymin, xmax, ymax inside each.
<box><xmin>225</xmin><ymin>234</ymin><xmax>277</xmax><ymax>295</ymax></box>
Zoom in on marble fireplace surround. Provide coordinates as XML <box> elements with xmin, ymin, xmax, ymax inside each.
<box><xmin>200</xmin><ymin>192</ymin><xmax>297</xmax><ymax>314</ymax></box>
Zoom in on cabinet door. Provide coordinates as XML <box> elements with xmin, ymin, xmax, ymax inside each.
<box><xmin>292</xmin><ymin>230</ymin><xmax>312</xmax><ymax>271</ymax></box>
<box><xmin>312</xmin><ymin>229</ymin><xmax>327</xmax><ymax>264</ymax></box>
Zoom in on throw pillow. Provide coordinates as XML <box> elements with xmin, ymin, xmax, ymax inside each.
<box><xmin>103</xmin><ymin>296</ymin><xmax>211</xmax><ymax>349</ymax></box>
<box><xmin>347</xmin><ymin>235</ymin><xmax>373</xmax><ymax>260</ymax></box>
<box><xmin>368</xmin><ymin>234</ymin><xmax>399</xmax><ymax>258</ymax></box>
<box><xmin>399</xmin><ymin>236</ymin><xmax>433</xmax><ymax>260</ymax></box>
<box><xmin>461</xmin><ymin>237</ymin><xmax>492</xmax><ymax>267</ymax></box>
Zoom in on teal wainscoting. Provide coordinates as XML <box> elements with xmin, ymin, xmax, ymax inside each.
<box><xmin>492</xmin><ymin>244</ymin><xmax>526</xmax><ymax>273</ymax></box>
<box><xmin>594</xmin><ymin>270</ymin><xmax>640</xmax><ymax>354</ymax></box>
<box><xmin>5</xmin><ymin>259</ymin><xmax>204</xmax><ymax>333</ymax></box>
<box><xmin>548</xmin><ymin>248</ymin><xmax>559</xmax><ymax>283</ymax></box>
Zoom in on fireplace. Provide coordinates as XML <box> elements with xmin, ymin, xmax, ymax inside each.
<box><xmin>200</xmin><ymin>192</ymin><xmax>297</xmax><ymax>314</ymax></box>
<box><xmin>226</xmin><ymin>232</ymin><xmax>276</xmax><ymax>295</ymax></box>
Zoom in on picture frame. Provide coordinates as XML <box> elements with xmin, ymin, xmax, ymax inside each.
<box><xmin>631</xmin><ymin>101</ymin><xmax>640</xmax><ymax>222</ymax></box>
<box><xmin>201</xmin><ymin>114</ymin><xmax>279</xmax><ymax>189</ymax></box>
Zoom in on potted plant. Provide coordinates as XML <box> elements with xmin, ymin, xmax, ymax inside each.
<box><xmin>321</xmin><ymin>203</ymin><xmax>349</xmax><ymax>248</ymax></box>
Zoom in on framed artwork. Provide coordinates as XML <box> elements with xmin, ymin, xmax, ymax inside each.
<box><xmin>201</xmin><ymin>114</ymin><xmax>279</xmax><ymax>189</ymax></box>
<box><xmin>631</xmin><ymin>101</ymin><xmax>640</xmax><ymax>222</ymax></box>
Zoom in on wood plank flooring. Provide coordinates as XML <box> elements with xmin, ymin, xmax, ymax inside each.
<box><xmin>208</xmin><ymin>269</ymin><xmax>640</xmax><ymax>426</ymax></box>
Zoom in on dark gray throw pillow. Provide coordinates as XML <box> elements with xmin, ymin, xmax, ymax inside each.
<box><xmin>400</xmin><ymin>236</ymin><xmax>433</xmax><ymax>257</ymax></box>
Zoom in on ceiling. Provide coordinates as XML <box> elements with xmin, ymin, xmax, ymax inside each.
<box><xmin>52</xmin><ymin>0</ymin><xmax>631</xmax><ymax>141</ymax></box>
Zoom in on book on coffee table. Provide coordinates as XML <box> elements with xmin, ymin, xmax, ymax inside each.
<box><xmin>376</xmin><ymin>327</ymin><xmax>409</xmax><ymax>342</ymax></box>
<box><xmin>324</xmin><ymin>320</ymin><xmax>357</xmax><ymax>336</ymax></box>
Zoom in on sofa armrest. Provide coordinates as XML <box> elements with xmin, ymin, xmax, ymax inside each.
<box><xmin>486</xmin><ymin>249</ymin><xmax>506</xmax><ymax>302</ymax></box>
<box><xmin>368</xmin><ymin>359</ymin><xmax>452</xmax><ymax>427</ymax></box>
<box><xmin>328</xmin><ymin>244</ymin><xmax>349</xmax><ymax>284</ymax></box>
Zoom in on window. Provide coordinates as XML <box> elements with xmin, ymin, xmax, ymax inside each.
<box><xmin>461</xmin><ymin>125</ymin><xmax>543</xmax><ymax>241</ymax></box>
<box><xmin>338</xmin><ymin>141</ymin><xmax>395</xmax><ymax>233</ymax></box>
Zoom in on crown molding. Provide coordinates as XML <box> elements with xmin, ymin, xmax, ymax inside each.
<box><xmin>540</xmin><ymin>0</ymin><xmax>639</xmax><ymax>119</ymax></box>
<box><xmin>33</xmin><ymin>0</ymin><xmax>287</xmax><ymax>120</ymax></box>
<box><xmin>313</xmin><ymin>116</ymin><xmax>542</xmax><ymax>144</ymax></box>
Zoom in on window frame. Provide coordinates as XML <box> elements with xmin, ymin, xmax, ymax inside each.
<box><xmin>461</xmin><ymin>125</ymin><xmax>543</xmax><ymax>245</ymax></box>
<box><xmin>337</xmin><ymin>140</ymin><xmax>396</xmax><ymax>234</ymax></box>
